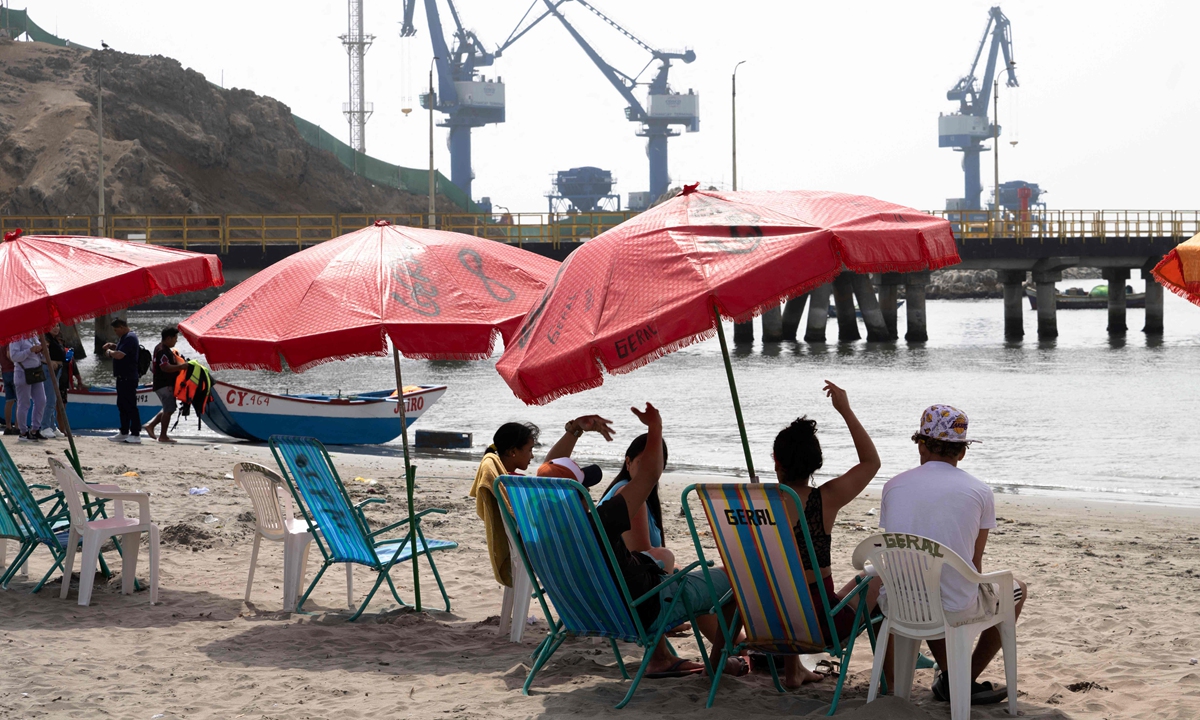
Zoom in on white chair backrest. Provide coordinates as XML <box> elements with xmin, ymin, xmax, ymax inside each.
<box><xmin>48</xmin><ymin>458</ymin><xmax>96</xmax><ymax>534</ymax></box>
<box><xmin>853</xmin><ymin>533</ymin><xmax>980</xmax><ymax>633</ymax></box>
<box><xmin>233</xmin><ymin>462</ymin><xmax>289</xmax><ymax>541</ymax></box>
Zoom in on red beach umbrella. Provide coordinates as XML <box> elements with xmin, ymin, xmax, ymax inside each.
<box><xmin>180</xmin><ymin>220</ymin><xmax>559</xmax><ymax>610</ymax></box>
<box><xmin>497</xmin><ymin>187</ymin><xmax>959</xmax><ymax>480</ymax></box>
<box><xmin>1151</xmin><ymin>233</ymin><xmax>1200</xmax><ymax>308</ymax></box>
<box><xmin>0</xmin><ymin>229</ymin><xmax>224</xmax><ymax>473</ymax></box>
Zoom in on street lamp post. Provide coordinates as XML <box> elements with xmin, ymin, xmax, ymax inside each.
<box><xmin>427</xmin><ymin>57</ymin><xmax>436</xmax><ymax>229</ymax></box>
<box><xmin>731</xmin><ymin>60</ymin><xmax>746</xmax><ymax>191</ymax></box>
<box><xmin>96</xmin><ymin>47</ymin><xmax>105</xmax><ymax>237</ymax></box>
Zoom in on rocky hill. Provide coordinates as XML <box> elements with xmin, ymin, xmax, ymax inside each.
<box><xmin>0</xmin><ymin>40</ymin><xmax>433</xmax><ymax>216</ymax></box>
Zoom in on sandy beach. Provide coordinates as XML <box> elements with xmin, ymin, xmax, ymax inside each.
<box><xmin>2</xmin><ymin>434</ymin><xmax>1198</xmax><ymax>719</ymax></box>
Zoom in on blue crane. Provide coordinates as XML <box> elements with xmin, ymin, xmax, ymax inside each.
<box><xmin>540</xmin><ymin>0</ymin><xmax>698</xmax><ymax>205</ymax></box>
<box><xmin>939</xmin><ymin>6</ymin><xmax>1018</xmax><ymax>211</ymax></box>
<box><xmin>401</xmin><ymin>0</ymin><xmax>523</xmax><ymax>203</ymax></box>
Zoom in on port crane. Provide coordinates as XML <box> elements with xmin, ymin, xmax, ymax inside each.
<box><xmin>939</xmin><ymin>6</ymin><xmax>1018</xmax><ymax>211</ymax></box>
<box><xmin>540</xmin><ymin>0</ymin><xmax>698</xmax><ymax>206</ymax></box>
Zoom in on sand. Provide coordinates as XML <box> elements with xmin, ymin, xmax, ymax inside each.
<box><xmin>2</xmin><ymin>434</ymin><xmax>1198</xmax><ymax>719</ymax></box>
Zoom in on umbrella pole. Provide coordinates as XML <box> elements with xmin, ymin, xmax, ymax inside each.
<box><xmin>712</xmin><ymin>303</ymin><xmax>758</xmax><ymax>483</ymax></box>
<box><xmin>392</xmin><ymin>345</ymin><xmax>422</xmax><ymax>612</ymax></box>
<box><xmin>40</xmin><ymin>345</ymin><xmax>82</xmax><ymax>477</ymax></box>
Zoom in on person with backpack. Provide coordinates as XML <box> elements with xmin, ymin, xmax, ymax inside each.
<box><xmin>102</xmin><ymin>318</ymin><xmax>143</xmax><ymax>444</ymax></box>
<box><xmin>143</xmin><ymin>326</ymin><xmax>188</xmax><ymax>443</ymax></box>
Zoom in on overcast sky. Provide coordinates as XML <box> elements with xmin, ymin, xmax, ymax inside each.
<box><xmin>27</xmin><ymin>0</ymin><xmax>1199</xmax><ymax>212</ymax></box>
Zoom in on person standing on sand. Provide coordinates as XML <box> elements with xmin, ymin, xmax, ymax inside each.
<box><xmin>102</xmin><ymin>318</ymin><xmax>142</xmax><ymax>444</ymax></box>
<box><xmin>878</xmin><ymin>405</ymin><xmax>1028</xmax><ymax>705</ymax></box>
<box><xmin>143</xmin><ymin>326</ymin><xmax>188</xmax><ymax>443</ymax></box>
<box><xmin>8</xmin><ymin>334</ymin><xmax>46</xmax><ymax>443</ymax></box>
<box><xmin>0</xmin><ymin>343</ymin><xmax>16</xmax><ymax>435</ymax></box>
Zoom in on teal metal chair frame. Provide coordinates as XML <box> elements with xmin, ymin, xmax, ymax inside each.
<box><xmin>268</xmin><ymin>435</ymin><xmax>456</xmax><ymax>620</ymax></box>
<box><xmin>494</xmin><ymin>474</ymin><xmax>724</xmax><ymax>709</ymax></box>
<box><xmin>681</xmin><ymin>482</ymin><xmax>880</xmax><ymax>713</ymax></box>
<box><xmin>0</xmin><ymin>443</ymin><xmax>116</xmax><ymax>591</ymax></box>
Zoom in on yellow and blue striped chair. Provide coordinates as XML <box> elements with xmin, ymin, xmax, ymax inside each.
<box><xmin>682</xmin><ymin>482</ymin><xmax>877</xmax><ymax>713</ymax></box>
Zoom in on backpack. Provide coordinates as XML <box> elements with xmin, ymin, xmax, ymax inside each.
<box><xmin>137</xmin><ymin>346</ymin><xmax>152</xmax><ymax>377</ymax></box>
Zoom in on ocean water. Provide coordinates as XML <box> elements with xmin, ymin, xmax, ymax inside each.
<box><xmin>81</xmin><ymin>282</ymin><xmax>1200</xmax><ymax>508</ymax></box>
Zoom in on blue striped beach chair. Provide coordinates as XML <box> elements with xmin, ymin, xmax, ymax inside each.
<box><xmin>269</xmin><ymin>435</ymin><xmax>457</xmax><ymax>620</ymax></box>
<box><xmin>682</xmin><ymin>482</ymin><xmax>877</xmax><ymax>713</ymax></box>
<box><xmin>494</xmin><ymin>474</ymin><xmax>718</xmax><ymax>709</ymax></box>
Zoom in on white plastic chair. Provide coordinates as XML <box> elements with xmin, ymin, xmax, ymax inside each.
<box><xmin>853</xmin><ymin>533</ymin><xmax>1017</xmax><ymax>719</ymax></box>
<box><xmin>497</xmin><ymin>532</ymin><xmax>532</xmax><ymax>642</ymax></box>
<box><xmin>50</xmin><ymin>458</ymin><xmax>159</xmax><ymax>606</ymax></box>
<box><xmin>233</xmin><ymin>462</ymin><xmax>352</xmax><ymax>612</ymax></box>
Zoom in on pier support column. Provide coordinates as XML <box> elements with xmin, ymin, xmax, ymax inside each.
<box><xmin>878</xmin><ymin>273</ymin><xmax>902</xmax><ymax>340</ymax></box>
<box><xmin>781</xmin><ymin>294</ymin><xmax>808</xmax><ymax>342</ymax></box>
<box><xmin>59</xmin><ymin>323</ymin><xmax>88</xmax><ymax>360</ymax></box>
<box><xmin>1032</xmin><ymin>269</ymin><xmax>1063</xmax><ymax>340</ymax></box>
<box><xmin>93</xmin><ymin>313</ymin><xmax>117</xmax><ymax>355</ymax></box>
<box><xmin>904</xmin><ymin>271</ymin><xmax>930</xmax><ymax>343</ymax></box>
<box><xmin>1142</xmin><ymin>266</ymin><xmax>1164</xmax><ymax>335</ymax></box>
<box><xmin>832</xmin><ymin>273</ymin><xmax>861</xmax><ymax>342</ymax></box>
<box><xmin>733</xmin><ymin>320</ymin><xmax>754</xmax><ymax>343</ymax></box>
<box><xmin>1103</xmin><ymin>268</ymin><xmax>1130</xmax><ymax>335</ymax></box>
<box><xmin>850</xmin><ymin>273</ymin><xmax>890</xmax><ymax>342</ymax></box>
<box><xmin>761</xmin><ymin>305</ymin><xmax>784</xmax><ymax>343</ymax></box>
<box><xmin>998</xmin><ymin>270</ymin><xmax>1027</xmax><ymax>340</ymax></box>
<box><xmin>804</xmin><ymin>284</ymin><xmax>832</xmax><ymax>343</ymax></box>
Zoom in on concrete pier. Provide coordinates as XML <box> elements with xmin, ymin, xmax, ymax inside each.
<box><xmin>849</xmin><ymin>273</ymin><xmax>890</xmax><ymax>342</ymax></box>
<box><xmin>998</xmin><ymin>270</ymin><xmax>1027</xmax><ymax>339</ymax></box>
<box><xmin>781</xmin><ymin>294</ymin><xmax>808</xmax><ymax>341</ymax></box>
<box><xmin>878</xmin><ymin>273</ymin><xmax>902</xmax><ymax>340</ymax></box>
<box><xmin>93</xmin><ymin>314</ymin><xmax>117</xmax><ymax>355</ymax></box>
<box><xmin>1142</xmin><ymin>267</ymin><xmax>1164</xmax><ymax>335</ymax></box>
<box><xmin>761</xmin><ymin>305</ymin><xmax>784</xmax><ymax>343</ymax></box>
<box><xmin>733</xmin><ymin>320</ymin><xmax>754</xmax><ymax>343</ymax></box>
<box><xmin>804</xmin><ymin>284</ymin><xmax>832</xmax><ymax>343</ymax></box>
<box><xmin>832</xmin><ymin>273</ymin><xmax>861</xmax><ymax>342</ymax></box>
<box><xmin>904</xmin><ymin>271</ymin><xmax>929</xmax><ymax>343</ymax></box>
<box><xmin>59</xmin><ymin>323</ymin><xmax>87</xmax><ymax>360</ymax></box>
<box><xmin>1032</xmin><ymin>270</ymin><xmax>1061</xmax><ymax>339</ymax></box>
<box><xmin>1103</xmin><ymin>268</ymin><xmax>1129</xmax><ymax>335</ymax></box>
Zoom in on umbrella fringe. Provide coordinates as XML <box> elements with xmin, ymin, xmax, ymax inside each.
<box><xmin>1</xmin><ymin>277</ymin><xmax>221</xmax><ymax>346</ymax></box>
<box><xmin>1155</xmin><ymin>276</ymin><xmax>1200</xmax><ymax>308</ymax></box>
<box><xmin>726</xmin><ymin>266</ymin><xmax>843</xmax><ymax>325</ymax></box>
<box><xmin>520</xmin><ymin>373</ymin><xmax>607</xmax><ymax>407</ymax></box>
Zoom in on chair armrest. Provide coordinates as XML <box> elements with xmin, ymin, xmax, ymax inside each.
<box><xmin>368</xmin><ymin>507</ymin><xmax>448</xmax><ymax>537</ymax></box>
<box><xmin>355</xmin><ymin>497</ymin><xmax>387</xmax><ymax>511</ymax></box>
<box><xmin>628</xmin><ymin>559</ymin><xmax>712</xmax><ymax>608</ymax></box>
<box><xmin>830</xmin><ymin>576</ymin><xmax>872</xmax><ymax>615</ymax></box>
<box><xmin>81</xmin><ymin>489</ymin><xmax>151</xmax><ymax>522</ymax></box>
<box><xmin>29</xmin><ymin>484</ymin><xmax>52</xmax><ymax>490</ymax></box>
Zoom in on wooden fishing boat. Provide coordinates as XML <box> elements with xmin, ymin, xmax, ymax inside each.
<box><xmin>202</xmin><ymin>380</ymin><xmax>446</xmax><ymax>445</ymax></box>
<box><xmin>64</xmin><ymin>384</ymin><xmax>160</xmax><ymax>429</ymax></box>
<box><xmin>1026</xmin><ymin>287</ymin><xmax>1145</xmax><ymax>310</ymax></box>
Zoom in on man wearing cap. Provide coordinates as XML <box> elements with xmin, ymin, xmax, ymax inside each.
<box><xmin>878</xmin><ymin>404</ymin><xmax>1027</xmax><ymax>705</ymax></box>
<box><xmin>102</xmin><ymin>318</ymin><xmax>142</xmax><ymax>444</ymax></box>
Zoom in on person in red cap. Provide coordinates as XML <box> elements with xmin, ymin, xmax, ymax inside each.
<box><xmin>879</xmin><ymin>404</ymin><xmax>1028</xmax><ymax>705</ymax></box>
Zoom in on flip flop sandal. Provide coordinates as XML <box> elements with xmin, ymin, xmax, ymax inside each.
<box><xmin>931</xmin><ymin>672</ymin><xmax>1008</xmax><ymax>705</ymax></box>
<box><xmin>645</xmin><ymin>658</ymin><xmax>704</xmax><ymax>679</ymax></box>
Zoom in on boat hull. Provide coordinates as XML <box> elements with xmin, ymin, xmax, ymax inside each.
<box><xmin>65</xmin><ymin>385</ymin><xmax>161</xmax><ymax>429</ymax></box>
<box><xmin>202</xmin><ymin>381</ymin><xmax>446</xmax><ymax>445</ymax></box>
<box><xmin>1026</xmin><ymin>288</ymin><xmax>1146</xmax><ymax>310</ymax></box>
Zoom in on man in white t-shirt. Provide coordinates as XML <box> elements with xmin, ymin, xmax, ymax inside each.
<box><xmin>879</xmin><ymin>404</ymin><xmax>1028</xmax><ymax>705</ymax></box>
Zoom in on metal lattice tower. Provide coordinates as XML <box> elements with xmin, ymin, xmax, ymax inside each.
<box><xmin>340</xmin><ymin>0</ymin><xmax>375</xmax><ymax>154</ymax></box>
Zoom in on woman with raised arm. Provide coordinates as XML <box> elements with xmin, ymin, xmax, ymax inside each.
<box><xmin>774</xmin><ymin>380</ymin><xmax>882</xmax><ymax>688</ymax></box>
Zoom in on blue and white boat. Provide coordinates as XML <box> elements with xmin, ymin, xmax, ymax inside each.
<box><xmin>202</xmin><ymin>380</ymin><xmax>446</xmax><ymax>445</ymax></box>
<box><xmin>65</xmin><ymin>384</ymin><xmax>160</xmax><ymax>429</ymax></box>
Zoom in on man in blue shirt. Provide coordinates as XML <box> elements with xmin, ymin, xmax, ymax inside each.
<box><xmin>102</xmin><ymin>318</ymin><xmax>142</xmax><ymax>444</ymax></box>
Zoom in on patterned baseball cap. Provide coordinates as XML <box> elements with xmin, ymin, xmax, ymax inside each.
<box><xmin>917</xmin><ymin>404</ymin><xmax>979</xmax><ymax>443</ymax></box>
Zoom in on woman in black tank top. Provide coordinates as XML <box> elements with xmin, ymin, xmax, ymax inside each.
<box><xmin>772</xmin><ymin>381</ymin><xmax>883</xmax><ymax>688</ymax></box>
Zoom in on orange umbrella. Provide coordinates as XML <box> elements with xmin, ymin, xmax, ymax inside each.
<box><xmin>1152</xmin><ymin>233</ymin><xmax>1200</xmax><ymax>308</ymax></box>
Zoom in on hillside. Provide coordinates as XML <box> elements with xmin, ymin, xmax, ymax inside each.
<box><xmin>0</xmin><ymin>39</ymin><xmax>435</xmax><ymax>216</ymax></box>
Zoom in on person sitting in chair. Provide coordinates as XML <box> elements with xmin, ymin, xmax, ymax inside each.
<box><xmin>878</xmin><ymin>404</ymin><xmax>1028</xmax><ymax>705</ymax></box>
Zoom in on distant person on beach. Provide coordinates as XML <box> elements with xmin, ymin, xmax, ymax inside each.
<box><xmin>773</xmin><ymin>380</ymin><xmax>882</xmax><ymax>687</ymax></box>
<box><xmin>7</xmin><ymin>334</ymin><xmax>46</xmax><ymax>443</ymax></box>
<box><xmin>43</xmin><ymin>327</ymin><xmax>68</xmax><ymax>436</ymax></box>
<box><xmin>143</xmin><ymin>327</ymin><xmax>188</xmax><ymax>443</ymax></box>
<box><xmin>545</xmin><ymin>403</ymin><xmax>742</xmax><ymax>679</ymax></box>
<box><xmin>878</xmin><ymin>404</ymin><xmax>1028</xmax><ymax>705</ymax></box>
<box><xmin>0</xmin><ymin>343</ymin><xmax>15</xmax><ymax>435</ymax></box>
<box><xmin>102</xmin><ymin>318</ymin><xmax>142</xmax><ymax>444</ymax></box>
<box><xmin>469</xmin><ymin>414</ymin><xmax>613</xmax><ymax>588</ymax></box>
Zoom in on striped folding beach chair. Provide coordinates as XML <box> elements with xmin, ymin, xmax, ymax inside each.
<box><xmin>494</xmin><ymin>474</ymin><xmax>717</xmax><ymax>709</ymax></box>
<box><xmin>0</xmin><ymin>440</ymin><xmax>76</xmax><ymax>591</ymax></box>
<box><xmin>269</xmin><ymin>435</ymin><xmax>457</xmax><ymax>619</ymax></box>
<box><xmin>682</xmin><ymin>482</ymin><xmax>877</xmax><ymax>713</ymax></box>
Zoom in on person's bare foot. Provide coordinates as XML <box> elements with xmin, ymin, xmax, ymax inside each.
<box><xmin>143</xmin><ymin>423</ymin><xmax>156</xmax><ymax>435</ymax></box>
<box><xmin>644</xmin><ymin>657</ymin><xmax>705</xmax><ymax>678</ymax></box>
<box><xmin>783</xmin><ymin>656</ymin><xmax>826</xmax><ymax>688</ymax></box>
<box><xmin>157</xmin><ymin>437</ymin><xmax>177</xmax><ymax>444</ymax></box>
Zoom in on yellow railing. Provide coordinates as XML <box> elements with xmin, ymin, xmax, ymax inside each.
<box><xmin>2</xmin><ymin>210</ymin><xmax>1194</xmax><ymax>250</ymax></box>
<box><xmin>931</xmin><ymin>209</ymin><xmax>1200</xmax><ymax>243</ymax></box>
